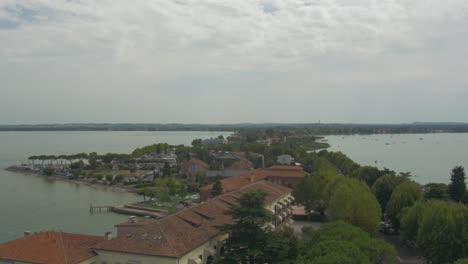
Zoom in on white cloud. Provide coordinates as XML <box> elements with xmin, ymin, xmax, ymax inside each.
<box><xmin>1</xmin><ymin>0</ymin><xmax>467</xmax><ymax>63</ymax></box>
<box><xmin>0</xmin><ymin>0</ymin><xmax>467</xmax><ymax>123</ymax></box>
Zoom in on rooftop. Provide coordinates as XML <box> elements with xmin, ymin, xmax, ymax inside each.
<box><xmin>0</xmin><ymin>232</ymin><xmax>105</xmax><ymax>264</ymax></box>
<box><xmin>94</xmin><ymin>180</ymin><xmax>291</xmax><ymax>258</ymax></box>
<box><xmin>200</xmin><ymin>165</ymin><xmax>305</xmax><ymax>194</ymax></box>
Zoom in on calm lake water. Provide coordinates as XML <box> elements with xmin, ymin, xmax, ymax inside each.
<box><xmin>0</xmin><ymin>131</ymin><xmax>231</xmax><ymax>243</ymax></box>
<box><xmin>324</xmin><ymin>133</ymin><xmax>468</xmax><ymax>185</ymax></box>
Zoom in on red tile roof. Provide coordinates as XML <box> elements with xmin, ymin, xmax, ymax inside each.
<box><xmin>94</xmin><ymin>181</ymin><xmax>291</xmax><ymax>258</ymax></box>
<box><xmin>0</xmin><ymin>232</ymin><xmax>105</xmax><ymax>264</ymax></box>
<box><xmin>200</xmin><ymin>165</ymin><xmax>305</xmax><ymax>194</ymax></box>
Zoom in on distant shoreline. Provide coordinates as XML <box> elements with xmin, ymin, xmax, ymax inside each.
<box><xmin>5</xmin><ymin>166</ymin><xmax>136</xmax><ymax>194</ymax></box>
<box><xmin>1</xmin><ymin>122</ymin><xmax>468</xmax><ymax>134</ymax></box>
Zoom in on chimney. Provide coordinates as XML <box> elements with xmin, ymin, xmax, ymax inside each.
<box><xmin>24</xmin><ymin>231</ymin><xmax>32</xmax><ymax>237</ymax></box>
<box><xmin>105</xmin><ymin>232</ymin><xmax>112</xmax><ymax>240</ymax></box>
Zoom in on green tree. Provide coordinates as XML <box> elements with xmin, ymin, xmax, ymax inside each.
<box><xmin>163</xmin><ymin>162</ymin><xmax>171</xmax><ymax>176</ymax></box>
<box><xmin>263</xmin><ymin>226</ymin><xmax>299</xmax><ymax>264</ymax></box>
<box><xmin>351</xmin><ymin>166</ymin><xmax>382</xmax><ymax>187</ymax></box>
<box><xmin>218</xmin><ymin>191</ymin><xmax>272</xmax><ymax>264</ymax></box>
<box><xmin>293</xmin><ymin>169</ymin><xmax>337</xmax><ymax>216</ymax></box>
<box><xmin>211</xmin><ymin>178</ymin><xmax>223</xmax><ymax>197</ymax></box>
<box><xmin>115</xmin><ymin>175</ymin><xmax>124</xmax><ymax>182</ymax></box>
<box><xmin>43</xmin><ymin>167</ymin><xmax>55</xmax><ymax>176</ymax></box>
<box><xmin>399</xmin><ymin>200</ymin><xmax>427</xmax><ymax>243</ymax></box>
<box><xmin>372</xmin><ymin>174</ymin><xmax>406</xmax><ymax>212</ymax></box>
<box><xmin>327</xmin><ymin>178</ymin><xmax>381</xmax><ymax>234</ymax></box>
<box><xmin>386</xmin><ymin>180</ymin><xmax>422</xmax><ymax>229</ymax></box>
<box><xmin>105</xmin><ymin>175</ymin><xmax>113</xmax><ymax>182</ymax></box>
<box><xmin>424</xmin><ymin>183</ymin><xmax>449</xmax><ymax>200</ymax></box>
<box><xmin>449</xmin><ymin>166</ymin><xmax>466</xmax><ymax>202</ymax></box>
<box><xmin>416</xmin><ymin>201</ymin><xmax>468</xmax><ymax>264</ymax></box>
<box><xmin>191</xmin><ymin>138</ymin><xmax>202</xmax><ymax>147</ymax></box>
<box><xmin>297</xmin><ymin>221</ymin><xmax>396</xmax><ymax>264</ymax></box>
<box><xmin>455</xmin><ymin>258</ymin><xmax>468</xmax><ymax>264</ymax></box>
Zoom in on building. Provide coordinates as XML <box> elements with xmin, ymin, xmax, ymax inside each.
<box><xmin>0</xmin><ymin>232</ymin><xmax>106</xmax><ymax>264</ymax></box>
<box><xmin>179</xmin><ymin>159</ymin><xmax>209</xmax><ymax>182</ymax></box>
<box><xmin>200</xmin><ymin>165</ymin><xmax>305</xmax><ymax>201</ymax></box>
<box><xmin>205</xmin><ymin>159</ymin><xmax>254</xmax><ymax>178</ymax></box>
<box><xmin>95</xmin><ymin>181</ymin><xmax>293</xmax><ymax>264</ymax></box>
<box><xmin>277</xmin><ymin>154</ymin><xmax>294</xmax><ymax>165</ymax></box>
<box><xmin>0</xmin><ymin>182</ymin><xmax>293</xmax><ymax>264</ymax></box>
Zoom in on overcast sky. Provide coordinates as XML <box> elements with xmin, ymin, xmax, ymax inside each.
<box><xmin>1</xmin><ymin>0</ymin><xmax>467</xmax><ymax>124</ymax></box>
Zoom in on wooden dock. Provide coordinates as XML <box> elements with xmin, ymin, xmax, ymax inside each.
<box><xmin>89</xmin><ymin>204</ymin><xmax>112</xmax><ymax>213</ymax></box>
<box><xmin>111</xmin><ymin>205</ymin><xmax>167</xmax><ymax>218</ymax></box>
<box><xmin>89</xmin><ymin>204</ymin><xmax>168</xmax><ymax>218</ymax></box>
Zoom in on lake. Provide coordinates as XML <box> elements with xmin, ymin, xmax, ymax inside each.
<box><xmin>0</xmin><ymin>131</ymin><xmax>231</xmax><ymax>243</ymax></box>
<box><xmin>324</xmin><ymin>133</ymin><xmax>468</xmax><ymax>185</ymax></box>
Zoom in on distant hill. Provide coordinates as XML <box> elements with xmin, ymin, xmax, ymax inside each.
<box><xmin>1</xmin><ymin>122</ymin><xmax>468</xmax><ymax>134</ymax></box>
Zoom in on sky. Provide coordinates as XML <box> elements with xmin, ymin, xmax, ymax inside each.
<box><xmin>1</xmin><ymin>0</ymin><xmax>468</xmax><ymax>124</ymax></box>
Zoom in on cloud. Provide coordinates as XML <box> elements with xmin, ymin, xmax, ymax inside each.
<box><xmin>0</xmin><ymin>0</ymin><xmax>467</xmax><ymax>123</ymax></box>
<box><xmin>1</xmin><ymin>0</ymin><xmax>467</xmax><ymax>63</ymax></box>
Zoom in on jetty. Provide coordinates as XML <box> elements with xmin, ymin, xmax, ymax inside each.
<box><xmin>111</xmin><ymin>205</ymin><xmax>167</xmax><ymax>218</ymax></box>
<box><xmin>89</xmin><ymin>205</ymin><xmax>112</xmax><ymax>213</ymax></box>
<box><xmin>90</xmin><ymin>204</ymin><xmax>167</xmax><ymax>218</ymax></box>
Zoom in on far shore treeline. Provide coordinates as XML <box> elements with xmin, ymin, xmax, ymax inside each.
<box><xmin>2</xmin><ymin>122</ymin><xmax>468</xmax><ymax>134</ymax></box>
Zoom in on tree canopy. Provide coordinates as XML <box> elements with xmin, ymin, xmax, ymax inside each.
<box><xmin>297</xmin><ymin>221</ymin><xmax>396</xmax><ymax>264</ymax></box>
<box><xmin>449</xmin><ymin>166</ymin><xmax>466</xmax><ymax>202</ymax></box>
<box><xmin>386</xmin><ymin>180</ymin><xmax>422</xmax><ymax>229</ymax></box>
<box><xmin>327</xmin><ymin>178</ymin><xmax>381</xmax><ymax>234</ymax></box>
<box><xmin>400</xmin><ymin>200</ymin><xmax>468</xmax><ymax>264</ymax></box>
<box><xmin>372</xmin><ymin>174</ymin><xmax>406</xmax><ymax>212</ymax></box>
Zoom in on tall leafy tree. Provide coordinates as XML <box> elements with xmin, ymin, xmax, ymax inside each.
<box><xmin>424</xmin><ymin>183</ymin><xmax>449</xmax><ymax>200</ymax></box>
<box><xmin>386</xmin><ymin>180</ymin><xmax>422</xmax><ymax>229</ymax></box>
<box><xmin>218</xmin><ymin>191</ymin><xmax>272</xmax><ymax>264</ymax></box>
<box><xmin>293</xmin><ymin>169</ymin><xmax>337</xmax><ymax>216</ymax></box>
<box><xmin>163</xmin><ymin>161</ymin><xmax>171</xmax><ymax>176</ymax></box>
<box><xmin>327</xmin><ymin>178</ymin><xmax>381</xmax><ymax>234</ymax></box>
<box><xmin>372</xmin><ymin>174</ymin><xmax>406</xmax><ymax>212</ymax></box>
<box><xmin>211</xmin><ymin>178</ymin><xmax>223</xmax><ymax>197</ymax></box>
<box><xmin>297</xmin><ymin>221</ymin><xmax>396</xmax><ymax>264</ymax></box>
<box><xmin>416</xmin><ymin>201</ymin><xmax>468</xmax><ymax>264</ymax></box>
<box><xmin>449</xmin><ymin>166</ymin><xmax>466</xmax><ymax>202</ymax></box>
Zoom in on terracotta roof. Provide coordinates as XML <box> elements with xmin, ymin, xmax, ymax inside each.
<box><xmin>268</xmin><ymin>165</ymin><xmax>303</xmax><ymax>171</ymax></box>
<box><xmin>0</xmin><ymin>232</ymin><xmax>105</xmax><ymax>264</ymax></box>
<box><xmin>200</xmin><ymin>166</ymin><xmax>305</xmax><ymax>194</ymax></box>
<box><xmin>115</xmin><ymin>219</ymin><xmax>156</xmax><ymax>227</ymax></box>
<box><xmin>94</xmin><ymin>181</ymin><xmax>291</xmax><ymax>258</ymax></box>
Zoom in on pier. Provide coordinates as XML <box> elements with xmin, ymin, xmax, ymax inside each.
<box><xmin>89</xmin><ymin>204</ymin><xmax>167</xmax><ymax>218</ymax></box>
<box><xmin>111</xmin><ymin>205</ymin><xmax>167</xmax><ymax>218</ymax></box>
<box><xmin>89</xmin><ymin>204</ymin><xmax>112</xmax><ymax>213</ymax></box>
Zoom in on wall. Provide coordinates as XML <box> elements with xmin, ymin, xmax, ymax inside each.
<box><xmin>94</xmin><ymin>250</ymin><xmax>177</xmax><ymax>264</ymax></box>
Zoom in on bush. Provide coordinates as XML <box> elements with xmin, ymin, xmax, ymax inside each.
<box><xmin>115</xmin><ymin>175</ymin><xmax>124</xmax><ymax>182</ymax></box>
<box><xmin>43</xmin><ymin>167</ymin><xmax>55</xmax><ymax>176</ymax></box>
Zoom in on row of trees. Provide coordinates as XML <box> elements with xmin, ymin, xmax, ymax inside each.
<box><xmin>217</xmin><ymin>191</ymin><xmax>396</xmax><ymax>264</ymax></box>
<box><xmin>400</xmin><ymin>200</ymin><xmax>468</xmax><ymax>263</ymax></box>
<box><xmin>295</xmin><ymin>150</ymin><xmax>468</xmax><ymax>263</ymax></box>
<box><xmin>293</xmin><ymin>171</ymin><xmax>382</xmax><ymax>234</ymax></box>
